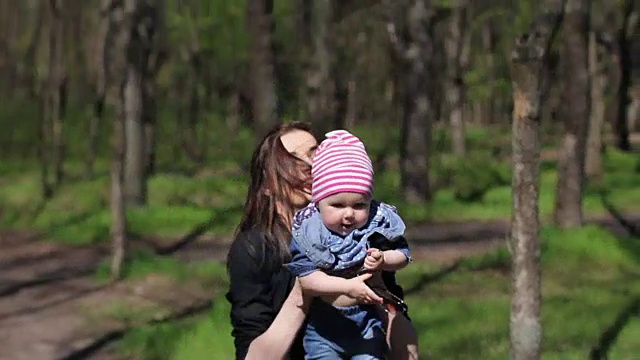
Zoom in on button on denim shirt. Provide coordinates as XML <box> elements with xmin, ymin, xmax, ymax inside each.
<box><xmin>287</xmin><ymin>200</ymin><xmax>411</xmax><ymax>277</ymax></box>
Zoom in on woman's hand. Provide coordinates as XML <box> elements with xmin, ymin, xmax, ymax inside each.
<box><xmin>364</xmin><ymin>248</ymin><xmax>385</xmax><ymax>271</ymax></box>
<box><xmin>345</xmin><ymin>273</ymin><xmax>383</xmax><ymax>304</ymax></box>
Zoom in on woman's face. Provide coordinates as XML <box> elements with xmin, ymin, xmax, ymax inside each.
<box><xmin>281</xmin><ymin>130</ymin><xmax>317</xmax><ymax>166</ymax></box>
<box><xmin>280</xmin><ymin>130</ymin><xmax>318</xmax><ymax>207</ymax></box>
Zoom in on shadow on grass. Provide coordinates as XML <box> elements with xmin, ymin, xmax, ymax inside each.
<box><xmin>0</xmin><ymin>285</ymin><xmax>108</xmax><ymax>321</ymax></box>
<box><xmin>600</xmin><ymin>192</ymin><xmax>640</xmax><ymax>239</ymax></box>
<box><xmin>405</xmin><ymin>261</ymin><xmax>462</xmax><ymax>296</ymax></box>
<box><xmin>0</xmin><ymin>266</ymin><xmax>97</xmax><ymax>297</ymax></box>
<box><xmin>55</xmin><ymin>299</ymin><xmax>214</xmax><ymax>360</ymax></box>
<box><xmin>155</xmin><ymin>216</ymin><xmax>219</xmax><ymax>256</ymax></box>
<box><xmin>599</xmin><ymin>192</ymin><xmax>640</xmax><ymax>265</ymax></box>
<box><xmin>589</xmin><ymin>296</ymin><xmax>640</xmax><ymax>360</ymax></box>
<box><xmin>0</xmin><ymin>248</ymin><xmax>66</xmax><ymax>271</ymax></box>
<box><xmin>139</xmin><ymin>204</ymin><xmax>243</xmax><ymax>257</ymax></box>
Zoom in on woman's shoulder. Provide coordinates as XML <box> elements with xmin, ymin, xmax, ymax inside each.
<box><xmin>227</xmin><ymin>228</ymin><xmax>268</xmax><ymax>265</ymax></box>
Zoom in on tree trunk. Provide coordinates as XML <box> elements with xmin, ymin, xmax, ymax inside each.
<box><xmin>553</xmin><ymin>0</ymin><xmax>590</xmax><ymax>229</ymax></box>
<box><xmin>387</xmin><ymin>0</ymin><xmax>434</xmax><ymax>203</ymax></box>
<box><xmin>306</xmin><ymin>0</ymin><xmax>338</xmax><ymax>136</ymax></box>
<box><xmin>39</xmin><ymin>89</ymin><xmax>53</xmax><ymax>199</ymax></box>
<box><xmin>246</xmin><ymin>0</ymin><xmax>279</xmax><ymax>137</ymax></box>
<box><xmin>295</xmin><ymin>0</ymin><xmax>313</xmax><ymax>120</ymax></box>
<box><xmin>585</xmin><ymin>31</ymin><xmax>606</xmax><ymax>182</ymax></box>
<box><xmin>103</xmin><ymin>0</ymin><xmax>134</xmax><ymax>281</ymax></box>
<box><xmin>179</xmin><ymin>48</ymin><xmax>206</xmax><ymax>164</ymax></box>
<box><xmin>40</xmin><ymin>0</ymin><xmax>67</xmax><ymax>194</ymax></box>
<box><xmin>110</xmin><ymin>83</ymin><xmax>128</xmax><ymax>282</ymax></box>
<box><xmin>49</xmin><ymin>0</ymin><xmax>66</xmax><ymax>187</ymax></box>
<box><xmin>627</xmin><ymin>15</ymin><xmax>640</xmax><ymax>133</ymax></box>
<box><xmin>479</xmin><ymin>23</ymin><xmax>496</xmax><ymax>125</ymax></box>
<box><xmin>143</xmin><ymin>4</ymin><xmax>164</xmax><ymax>176</ymax></box>
<box><xmin>509</xmin><ymin>9</ymin><xmax>562</xmax><ymax>360</ymax></box>
<box><xmin>86</xmin><ymin>93</ymin><xmax>104</xmax><ymax>179</ymax></box>
<box><xmin>444</xmin><ymin>0</ymin><xmax>467</xmax><ymax>155</ymax></box>
<box><xmin>22</xmin><ymin>1</ymin><xmax>45</xmax><ymax>100</ymax></box>
<box><xmin>612</xmin><ymin>0</ymin><xmax>633</xmax><ymax>151</ymax></box>
<box><xmin>123</xmin><ymin>64</ymin><xmax>147</xmax><ymax>206</ymax></box>
<box><xmin>86</xmin><ymin>1</ymin><xmax>108</xmax><ymax>179</ymax></box>
<box><xmin>121</xmin><ymin>0</ymin><xmax>160</xmax><ymax>206</ymax></box>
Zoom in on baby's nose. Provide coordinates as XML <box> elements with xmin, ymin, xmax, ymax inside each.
<box><xmin>344</xmin><ymin>208</ymin><xmax>355</xmax><ymax>218</ymax></box>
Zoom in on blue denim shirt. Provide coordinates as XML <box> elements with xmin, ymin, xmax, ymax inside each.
<box><xmin>287</xmin><ymin>200</ymin><xmax>411</xmax><ymax>277</ymax></box>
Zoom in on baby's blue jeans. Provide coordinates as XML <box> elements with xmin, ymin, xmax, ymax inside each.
<box><xmin>303</xmin><ymin>299</ymin><xmax>387</xmax><ymax>360</ymax></box>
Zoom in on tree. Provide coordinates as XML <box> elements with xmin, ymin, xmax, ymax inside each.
<box><xmin>584</xmin><ymin>30</ymin><xmax>607</xmax><ymax>182</ymax></box>
<box><xmin>387</xmin><ymin>0</ymin><xmax>436</xmax><ymax>203</ymax></box>
<box><xmin>444</xmin><ymin>0</ymin><xmax>468</xmax><ymax>155</ymax></box>
<box><xmin>610</xmin><ymin>0</ymin><xmax>635</xmax><ymax>151</ymax></box>
<box><xmin>85</xmin><ymin>0</ymin><xmax>107</xmax><ymax>180</ymax></box>
<box><xmin>509</xmin><ymin>6</ymin><xmax>562</xmax><ymax>360</ymax></box>
<box><xmin>305</xmin><ymin>0</ymin><xmax>341</xmax><ymax>136</ymax></box>
<box><xmin>121</xmin><ymin>0</ymin><xmax>161</xmax><ymax>207</ymax></box>
<box><xmin>103</xmin><ymin>0</ymin><xmax>133</xmax><ymax>281</ymax></box>
<box><xmin>246</xmin><ymin>0</ymin><xmax>279</xmax><ymax>137</ymax></box>
<box><xmin>553</xmin><ymin>0</ymin><xmax>590</xmax><ymax>229</ymax></box>
<box><xmin>40</xmin><ymin>0</ymin><xmax>67</xmax><ymax>198</ymax></box>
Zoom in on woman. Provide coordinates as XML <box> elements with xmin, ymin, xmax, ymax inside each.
<box><xmin>226</xmin><ymin>122</ymin><xmax>418</xmax><ymax>360</ymax></box>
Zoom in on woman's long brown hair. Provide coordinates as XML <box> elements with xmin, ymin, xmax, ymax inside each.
<box><xmin>233</xmin><ymin>122</ymin><xmax>315</xmax><ymax>265</ymax></box>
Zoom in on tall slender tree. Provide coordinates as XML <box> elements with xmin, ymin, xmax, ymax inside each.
<box><xmin>246</xmin><ymin>0</ymin><xmax>279</xmax><ymax>137</ymax></box>
<box><xmin>444</xmin><ymin>0</ymin><xmax>468</xmax><ymax>155</ymax></box>
<box><xmin>387</xmin><ymin>0</ymin><xmax>436</xmax><ymax>203</ymax></box>
<box><xmin>553</xmin><ymin>0</ymin><xmax>590</xmax><ymax>229</ymax></box>
<box><xmin>103</xmin><ymin>0</ymin><xmax>132</xmax><ymax>281</ymax></box>
<box><xmin>509</xmin><ymin>6</ymin><xmax>562</xmax><ymax>360</ymax></box>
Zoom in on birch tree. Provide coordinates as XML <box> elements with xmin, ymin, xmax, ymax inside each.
<box><xmin>509</xmin><ymin>5</ymin><xmax>563</xmax><ymax>360</ymax></box>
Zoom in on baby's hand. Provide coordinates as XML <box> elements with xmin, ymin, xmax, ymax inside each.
<box><xmin>363</xmin><ymin>248</ymin><xmax>384</xmax><ymax>271</ymax></box>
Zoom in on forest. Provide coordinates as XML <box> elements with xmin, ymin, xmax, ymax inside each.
<box><xmin>0</xmin><ymin>0</ymin><xmax>638</xmax><ymax>359</ymax></box>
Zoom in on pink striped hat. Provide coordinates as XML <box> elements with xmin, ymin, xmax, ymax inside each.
<box><xmin>311</xmin><ymin>130</ymin><xmax>374</xmax><ymax>203</ymax></box>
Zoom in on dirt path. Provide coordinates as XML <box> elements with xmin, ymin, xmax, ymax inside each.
<box><xmin>0</xmin><ymin>213</ymin><xmax>637</xmax><ymax>360</ymax></box>
<box><xmin>0</xmin><ymin>235</ymin><xmax>214</xmax><ymax>360</ymax></box>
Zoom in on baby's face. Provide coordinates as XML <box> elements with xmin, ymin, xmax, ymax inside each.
<box><xmin>317</xmin><ymin>192</ymin><xmax>371</xmax><ymax>236</ymax></box>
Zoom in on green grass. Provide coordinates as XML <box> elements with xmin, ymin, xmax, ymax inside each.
<box><xmin>94</xmin><ymin>249</ymin><xmax>228</xmax><ymax>284</ymax></box>
<box><xmin>1</xmin><ymin>149</ymin><xmax>637</xmax><ymax>245</ymax></box>
<box><xmin>0</xmin><ymin>161</ymin><xmax>246</xmax><ymax>244</ymax></box>
<box><xmin>378</xmin><ymin>150</ymin><xmax>640</xmax><ymax>223</ymax></box>
<box><xmin>118</xmin><ymin>225</ymin><xmax>639</xmax><ymax>359</ymax></box>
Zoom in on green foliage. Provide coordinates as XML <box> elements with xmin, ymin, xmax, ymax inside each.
<box><xmin>439</xmin><ymin>152</ymin><xmax>511</xmax><ymax>203</ymax></box>
<box><xmin>164</xmin><ymin>0</ymin><xmax>248</xmax><ymax>88</ymax></box>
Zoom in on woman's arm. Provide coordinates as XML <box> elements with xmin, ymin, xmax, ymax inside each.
<box><xmin>227</xmin><ymin>233</ymin><xmax>310</xmax><ymax>360</ymax></box>
<box><xmin>244</xmin><ymin>279</ymin><xmax>309</xmax><ymax>360</ymax></box>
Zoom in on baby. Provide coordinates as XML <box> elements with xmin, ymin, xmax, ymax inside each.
<box><xmin>287</xmin><ymin>130</ymin><xmax>412</xmax><ymax>359</ymax></box>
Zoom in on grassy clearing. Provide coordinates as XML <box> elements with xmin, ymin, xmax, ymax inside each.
<box><xmin>1</xmin><ymin>147</ymin><xmax>638</xmax><ymax>245</ymax></box>
<box><xmin>115</xmin><ymin>225</ymin><xmax>639</xmax><ymax>359</ymax></box>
